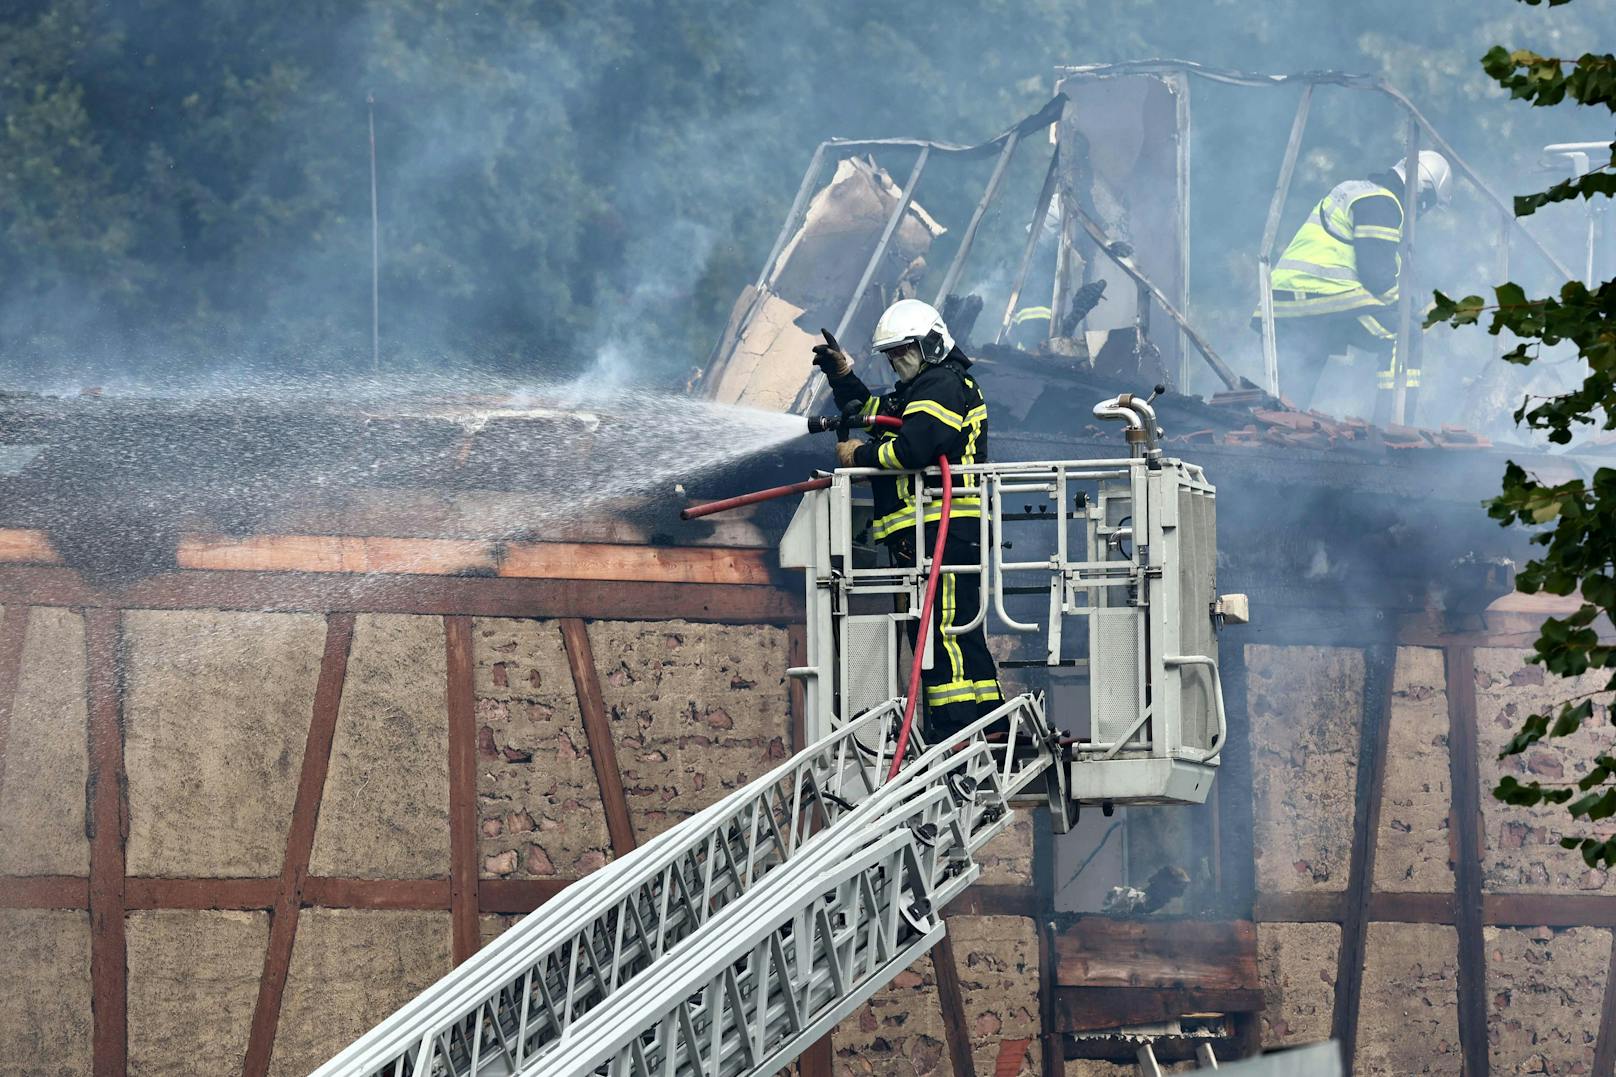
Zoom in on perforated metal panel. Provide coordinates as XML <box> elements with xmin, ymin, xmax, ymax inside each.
<box><xmin>842</xmin><ymin>615</ymin><xmax>895</xmax><ymax>718</ymax></box>
<box><xmin>1088</xmin><ymin>607</ymin><xmax>1142</xmax><ymax>746</ymax></box>
<box><xmin>1176</xmin><ymin>484</ymin><xmax>1218</xmax><ymax>751</ymax></box>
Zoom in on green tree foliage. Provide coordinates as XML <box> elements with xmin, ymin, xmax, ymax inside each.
<box><xmin>1428</xmin><ymin>0</ymin><xmax>1616</xmax><ymax>868</ymax></box>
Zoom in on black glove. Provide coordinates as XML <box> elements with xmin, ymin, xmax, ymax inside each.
<box><xmin>812</xmin><ymin>328</ymin><xmax>852</xmax><ymax>378</ymax></box>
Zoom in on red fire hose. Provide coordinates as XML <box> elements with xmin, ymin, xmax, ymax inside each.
<box><xmin>677</xmin><ymin>412</ymin><xmax>948</xmax><ymax>781</ymax></box>
<box><xmin>888</xmin><ymin>455</ymin><xmax>949</xmax><ymax>780</ymax></box>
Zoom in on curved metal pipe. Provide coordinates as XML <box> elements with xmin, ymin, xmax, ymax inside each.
<box><xmin>1115</xmin><ymin>393</ymin><xmax>1161</xmax><ymax>454</ymax></box>
<box><xmin>1092</xmin><ymin>398</ymin><xmax>1146</xmax><ymax>458</ymax></box>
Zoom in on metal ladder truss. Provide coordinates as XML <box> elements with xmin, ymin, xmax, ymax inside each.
<box><xmin>315</xmin><ymin>692</ymin><xmax>1059</xmax><ymax>1077</ymax></box>
<box><xmin>527</xmin><ymin>692</ymin><xmax>1059</xmax><ymax>1077</ymax></box>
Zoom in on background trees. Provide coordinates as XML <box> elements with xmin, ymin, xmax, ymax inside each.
<box><xmin>0</xmin><ymin>0</ymin><xmax>1608</xmax><ymax>389</ymax></box>
<box><xmin>1430</xmin><ymin>0</ymin><xmax>1616</xmax><ymax>868</ymax></box>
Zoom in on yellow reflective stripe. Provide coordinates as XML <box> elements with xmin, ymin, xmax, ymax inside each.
<box><xmin>941</xmin><ymin>573</ymin><xmax>965</xmax><ymax>686</ymax></box>
<box><xmin>974</xmin><ymin>680</ymin><xmax>1003</xmax><ymax>702</ymax></box>
<box><xmin>902</xmin><ymin>399</ymin><xmax>965</xmax><ymax>430</ymax></box>
<box><xmin>965</xmin><ymin>405</ymin><xmax>986</xmax><ymax>426</ymax></box>
<box><xmin>860</xmin><ymin>397</ymin><xmax>880</xmax><ymax>419</ymax></box>
<box><xmin>925</xmin><ymin>681</ymin><xmax>978</xmax><ymax>705</ymax></box>
<box><xmin>1011</xmin><ymin>306</ymin><xmax>1051</xmax><ymax>325</ymax></box>
<box><xmin>1377</xmin><ymin>368</ymin><xmax>1422</xmax><ymax>388</ymax></box>
<box><xmin>1356</xmin><ymin>314</ymin><xmax>1396</xmax><ymax>340</ymax></box>
<box><xmin>1353</xmin><ymin>224</ymin><xmax>1401</xmax><ymax>242</ymax></box>
<box><xmin>1275</xmin><ymin>257</ymin><xmax>1358</xmax><ymax>283</ymax></box>
<box><xmin>877</xmin><ymin>440</ymin><xmax>902</xmax><ymax>470</ymax></box>
<box><xmin>871</xmin><ymin>498</ymin><xmax>983</xmax><ymax>541</ymax></box>
<box><xmin>1269</xmin><ymin>289</ymin><xmax>1388</xmax><ymax>317</ymax></box>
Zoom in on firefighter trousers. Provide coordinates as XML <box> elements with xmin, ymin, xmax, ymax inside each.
<box><xmin>897</xmin><ymin>544</ymin><xmax>1003</xmax><ymax>741</ymax></box>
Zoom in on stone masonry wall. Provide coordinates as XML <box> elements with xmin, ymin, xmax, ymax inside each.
<box><xmin>474</xmin><ymin>617</ymin><xmax>613</xmax><ymax>880</ymax></box>
<box><xmin>1475</xmin><ymin>648</ymin><xmax>1616</xmax><ymax>896</ymax></box>
<box><xmin>831</xmin><ymin>915</ymin><xmax>1041</xmax><ymax>1077</ymax></box>
<box><xmin>1355</xmin><ymin>922</ymin><xmax>1461</xmax><ymax>1075</ymax></box>
<box><xmin>1374</xmin><ymin>647</ymin><xmax>1453</xmax><ymax>893</ymax></box>
<box><xmin>1248</xmin><ymin>643</ymin><xmax>1616</xmax><ymax>1071</ymax></box>
<box><xmin>1256</xmin><ymin>921</ymin><xmax>1340</xmax><ymax>1048</ymax></box>
<box><xmin>591</xmin><ymin>619</ymin><xmax>790</xmax><ymax>842</ymax></box>
<box><xmin>1247</xmin><ymin>645</ymin><xmax>1364</xmax><ymax>894</ymax></box>
<box><xmin>1486</xmin><ymin>925</ymin><xmax>1610</xmax><ymax>1075</ymax></box>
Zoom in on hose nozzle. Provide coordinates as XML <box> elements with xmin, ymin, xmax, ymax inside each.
<box><xmin>806</xmin><ymin>415</ymin><xmax>840</xmax><ymax>435</ymax></box>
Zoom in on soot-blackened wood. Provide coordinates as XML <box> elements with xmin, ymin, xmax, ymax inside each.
<box><xmin>932</xmin><ymin>932</ymin><xmax>979</xmax><ymax>1077</ymax></box>
<box><xmin>445</xmin><ymin>615</ymin><xmax>479</xmax><ymax>965</ymax></box>
<box><xmin>560</xmin><ymin>618</ymin><xmax>637</xmax><ymax>856</ymax></box>
<box><xmin>478</xmin><ymin>878</ymin><xmax>572</xmax><ymax>914</ymax></box>
<box><xmin>242</xmin><ymin>612</ymin><xmax>354</xmax><ymax>1077</ymax></box>
<box><xmin>1593</xmin><ymin>935</ymin><xmax>1616</xmax><ymax>1077</ymax></box>
<box><xmin>85</xmin><ymin>608</ymin><xmax>127</xmax><ymax>1077</ymax></box>
<box><xmin>1053</xmin><ymin>918</ymin><xmax>1259</xmax><ymax>991</ymax></box>
<box><xmin>1484</xmin><ymin>893</ymin><xmax>1616</xmax><ymax>928</ymax></box>
<box><xmin>1215</xmin><ymin>641</ymin><xmax>1257</xmax><ymax>917</ymax></box>
<box><xmin>941</xmin><ymin>886</ymin><xmax>1040</xmax><ymax>919</ymax></box>
<box><xmin>798</xmin><ymin>1035</ymin><xmax>835</xmax><ymax>1077</ymax></box>
<box><xmin>1330</xmin><ymin>644</ymin><xmax>1395</xmax><ymax>1068</ymax></box>
<box><xmin>0</xmin><ymin>566</ymin><xmax>802</xmax><ymax>624</ymax></box>
<box><xmin>0</xmin><ymin>604</ymin><xmax>29</xmax><ymax>805</ymax></box>
<box><xmin>1368</xmin><ymin>891</ymin><xmax>1456</xmax><ymax>924</ymax></box>
<box><xmin>1039</xmin><ymin>921</ymin><xmax>1062</xmax><ymax>1077</ymax></box>
<box><xmin>1446</xmin><ymin>644</ymin><xmax>1490</xmax><ymax>1077</ymax></box>
<box><xmin>1053</xmin><ymin>987</ymin><xmax>1266</xmax><ymax>1034</ymax></box>
<box><xmin>1252</xmin><ymin>891</ymin><xmax>1345</xmax><ymax>923</ymax></box>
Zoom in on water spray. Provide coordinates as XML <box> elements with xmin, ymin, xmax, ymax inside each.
<box><xmin>677</xmin><ymin>410</ymin><xmax>902</xmax><ymax>520</ymax></box>
<box><xmin>679</xmin><ymin>412</ymin><xmax>947</xmax><ymax>781</ymax></box>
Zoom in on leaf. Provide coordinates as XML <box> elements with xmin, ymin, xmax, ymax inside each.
<box><xmin>1568</xmin><ymin>788</ymin><xmax>1616</xmax><ymax>821</ymax></box>
<box><xmin>1551</xmin><ymin>699</ymin><xmax>1595</xmax><ymax>737</ymax></box>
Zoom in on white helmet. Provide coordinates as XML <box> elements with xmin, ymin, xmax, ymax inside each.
<box><xmin>871</xmin><ymin>298</ymin><xmax>954</xmax><ymax>363</ymax></box>
<box><xmin>1393</xmin><ymin>150</ymin><xmax>1454</xmax><ymax>209</ymax></box>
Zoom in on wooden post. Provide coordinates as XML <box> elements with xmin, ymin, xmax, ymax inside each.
<box><xmin>1593</xmin><ymin>936</ymin><xmax>1616</xmax><ymax>1076</ymax></box>
<box><xmin>445</xmin><ymin>615</ymin><xmax>480</xmax><ymax>964</ymax></box>
<box><xmin>0</xmin><ymin>604</ymin><xmax>31</xmax><ymax>804</ymax></box>
<box><xmin>1446</xmin><ymin>645</ymin><xmax>1490</xmax><ymax>1077</ymax></box>
<box><xmin>1331</xmin><ymin>645</ymin><xmax>1396</xmax><ymax>1069</ymax></box>
<box><xmin>85</xmin><ymin>608</ymin><xmax>128</xmax><ymax>1077</ymax></box>
<box><xmin>560</xmin><ymin>619</ymin><xmax>637</xmax><ymax>856</ymax></box>
<box><xmin>933</xmin><ymin>932</ymin><xmax>979</xmax><ymax>1077</ymax></box>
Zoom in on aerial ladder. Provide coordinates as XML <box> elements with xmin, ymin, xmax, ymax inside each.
<box><xmin>312</xmin><ymin>392</ymin><xmax>1242</xmax><ymax>1077</ymax></box>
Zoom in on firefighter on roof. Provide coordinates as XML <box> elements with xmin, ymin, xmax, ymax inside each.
<box><xmin>811</xmin><ymin>299</ymin><xmax>1003</xmax><ymax>740</ymax></box>
<box><xmin>1259</xmin><ymin>150</ymin><xmax>1453</xmax><ymax>414</ymax></box>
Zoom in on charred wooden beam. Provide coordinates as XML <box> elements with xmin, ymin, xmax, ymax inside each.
<box><xmin>0</xmin><ymin>566</ymin><xmax>801</xmax><ymax>624</ymax></box>
<box><xmin>1053</xmin><ymin>918</ymin><xmax>1259</xmax><ymax>992</ymax></box>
